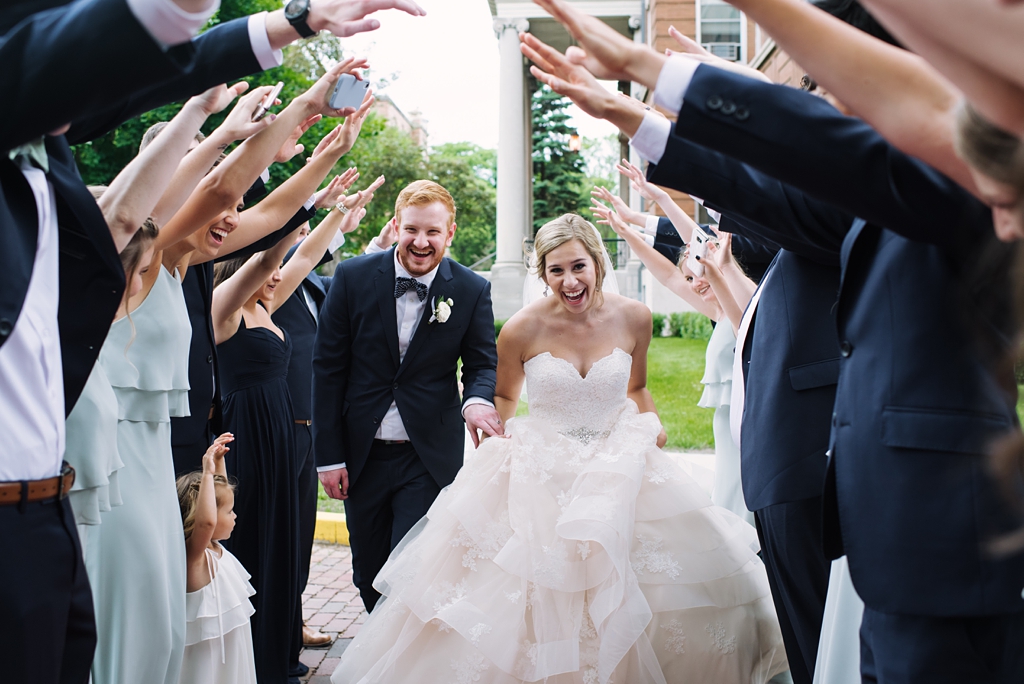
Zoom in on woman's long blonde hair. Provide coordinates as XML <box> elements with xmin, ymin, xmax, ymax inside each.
<box><xmin>176</xmin><ymin>471</ymin><xmax>235</xmax><ymax>541</ymax></box>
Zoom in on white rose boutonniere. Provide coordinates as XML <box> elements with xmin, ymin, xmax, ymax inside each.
<box><xmin>430</xmin><ymin>297</ymin><xmax>454</xmax><ymax>324</ymax></box>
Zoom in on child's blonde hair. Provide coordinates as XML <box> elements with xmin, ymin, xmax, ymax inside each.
<box><xmin>176</xmin><ymin>471</ymin><xmax>235</xmax><ymax>540</ymax></box>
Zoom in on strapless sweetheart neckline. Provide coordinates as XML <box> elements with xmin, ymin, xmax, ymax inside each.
<box><xmin>525</xmin><ymin>347</ymin><xmax>630</xmax><ymax>380</ymax></box>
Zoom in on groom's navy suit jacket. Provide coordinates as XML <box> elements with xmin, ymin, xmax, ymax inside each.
<box><xmin>648</xmin><ymin>136</ymin><xmax>848</xmax><ymax>511</ymax></box>
<box><xmin>312</xmin><ymin>249</ymin><xmax>498</xmax><ymax>490</ymax></box>
<box><xmin>661</xmin><ymin>64</ymin><xmax>1024</xmax><ymax>617</ymax></box>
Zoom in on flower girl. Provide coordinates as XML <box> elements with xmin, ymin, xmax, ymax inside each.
<box><xmin>176</xmin><ymin>434</ymin><xmax>257</xmax><ymax>684</ymax></box>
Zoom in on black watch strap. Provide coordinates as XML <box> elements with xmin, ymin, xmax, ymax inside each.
<box><xmin>286</xmin><ymin>0</ymin><xmax>316</xmax><ymax>38</ymax></box>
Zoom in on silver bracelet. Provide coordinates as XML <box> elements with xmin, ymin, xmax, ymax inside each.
<box><xmin>335</xmin><ymin>203</ymin><xmax>350</xmax><ymax>215</ymax></box>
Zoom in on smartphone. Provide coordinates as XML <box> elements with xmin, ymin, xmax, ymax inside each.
<box><xmin>252</xmin><ymin>81</ymin><xmax>284</xmax><ymax>122</ymax></box>
<box><xmin>686</xmin><ymin>225</ymin><xmax>710</xmax><ymax>278</ymax></box>
<box><xmin>329</xmin><ymin>74</ymin><xmax>370</xmax><ymax>111</ymax></box>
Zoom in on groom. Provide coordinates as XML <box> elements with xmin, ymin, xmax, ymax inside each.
<box><xmin>312</xmin><ymin>180</ymin><xmax>501</xmax><ymax>611</ymax></box>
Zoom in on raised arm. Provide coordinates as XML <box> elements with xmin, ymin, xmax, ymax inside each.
<box><xmin>723</xmin><ymin>0</ymin><xmax>982</xmax><ymax>195</ymax></box>
<box><xmin>700</xmin><ymin>235</ymin><xmax>754</xmax><ymax>336</ymax></box>
<box><xmin>266</xmin><ymin>172</ymin><xmax>382</xmax><ymax>314</ymax></box>
<box><xmin>590</xmin><ymin>195</ymin><xmax>720</xmax><ymax>320</ymax></box>
<box><xmin>98</xmin><ymin>83</ymin><xmax>254</xmax><ymax>252</ymax></box>
<box><xmin>199</xmin><ymin>89</ymin><xmax>375</xmax><ymax>262</ymax></box>
<box><xmin>184</xmin><ymin>433</ymin><xmax>234</xmax><ymax>571</ymax></box>
<box><xmin>157</xmin><ymin>57</ymin><xmax>368</xmax><ymax>254</ymax></box>
<box><xmin>616</xmin><ymin>160</ymin><xmax>701</xmax><ymax>243</ymax></box>
<box><xmin>622</xmin><ymin>302</ymin><xmax>666</xmax><ymax>448</ymax></box>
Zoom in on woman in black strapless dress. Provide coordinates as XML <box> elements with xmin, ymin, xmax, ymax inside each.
<box><xmin>210</xmin><ymin>183</ymin><xmax>376</xmax><ymax>683</ymax></box>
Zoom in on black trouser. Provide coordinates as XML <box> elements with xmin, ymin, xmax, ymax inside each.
<box><xmin>861</xmin><ymin>607</ymin><xmax>1024</xmax><ymax>683</ymax></box>
<box><xmin>755</xmin><ymin>497</ymin><xmax>831</xmax><ymax>684</ymax></box>
<box><xmin>289</xmin><ymin>422</ymin><xmax>319</xmax><ymax>670</ymax></box>
<box><xmin>0</xmin><ymin>495</ymin><xmax>96</xmax><ymax>684</ymax></box>
<box><xmin>344</xmin><ymin>441</ymin><xmax>441</xmax><ymax>612</ymax></box>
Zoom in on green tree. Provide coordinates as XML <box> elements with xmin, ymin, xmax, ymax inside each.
<box><xmin>531</xmin><ymin>83</ymin><xmax>586</xmax><ymax>232</ymax></box>
<box><xmin>428</xmin><ymin>142</ymin><xmax>496</xmax><ymax>268</ymax></box>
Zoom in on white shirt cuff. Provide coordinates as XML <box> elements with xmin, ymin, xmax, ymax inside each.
<box><xmin>652</xmin><ymin>55</ymin><xmax>701</xmax><ymax>116</ymax></box>
<box><xmin>644</xmin><ymin>234</ymin><xmax>655</xmax><ymax>247</ymax></box>
<box><xmin>248</xmin><ymin>12</ymin><xmax>284</xmax><ymax>71</ymax></box>
<box><xmin>644</xmin><ymin>214</ymin><xmax>660</xmax><ymax>236</ymax></box>
<box><xmin>126</xmin><ymin>0</ymin><xmax>218</xmax><ymax>48</ymax></box>
<box><xmin>328</xmin><ymin>231</ymin><xmax>347</xmax><ymax>253</ymax></box>
<box><xmin>462</xmin><ymin>397</ymin><xmax>495</xmax><ymax>417</ymax></box>
<box><xmin>364</xmin><ymin>236</ymin><xmax>386</xmax><ymax>254</ymax></box>
<box><xmin>630</xmin><ymin>111</ymin><xmax>672</xmax><ymax>165</ymax></box>
<box><xmin>259</xmin><ymin>167</ymin><xmax>271</xmax><ymax>184</ymax></box>
<box><xmin>303</xmin><ymin>194</ymin><xmax>316</xmax><ymax>211</ymax></box>
<box><xmin>317</xmin><ymin>463</ymin><xmax>346</xmax><ymax>472</ymax></box>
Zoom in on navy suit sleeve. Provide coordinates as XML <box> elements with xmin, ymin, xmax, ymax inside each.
<box><xmin>215</xmin><ymin>205</ymin><xmax>317</xmax><ymax>263</ymax></box>
<box><xmin>647</xmin><ymin>133</ymin><xmax>847</xmax><ymax>264</ymax></box>
<box><xmin>671</xmin><ymin>64</ymin><xmax>993</xmax><ymax>249</ymax></box>
<box><xmin>459</xmin><ymin>280</ymin><xmax>498</xmax><ymax>405</ymax></box>
<box><xmin>1</xmin><ymin>0</ymin><xmax>194</xmax><ymax>150</ymax></box>
<box><xmin>66</xmin><ymin>17</ymin><xmax>262</xmax><ymax>145</ymax></box>
<box><xmin>312</xmin><ymin>264</ymin><xmax>351</xmax><ymax>468</ymax></box>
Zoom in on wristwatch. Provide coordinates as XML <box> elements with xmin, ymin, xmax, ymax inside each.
<box><xmin>285</xmin><ymin>0</ymin><xmax>316</xmax><ymax>38</ymax></box>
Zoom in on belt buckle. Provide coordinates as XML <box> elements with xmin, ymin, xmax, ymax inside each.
<box><xmin>59</xmin><ymin>461</ymin><xmax>75</xmax><ymax>500</ymax></box>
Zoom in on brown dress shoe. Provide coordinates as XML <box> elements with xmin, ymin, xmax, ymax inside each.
<box><xmin>302</xmin><ymin>625</ymin><xmax>333</xmax><ymax>648</ymax></box>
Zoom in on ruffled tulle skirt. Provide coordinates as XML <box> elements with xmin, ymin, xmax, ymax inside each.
<box><xmin>334</xmin><ymin>402</ymin><xmax>787</xmax><ymax>684</ymax></box>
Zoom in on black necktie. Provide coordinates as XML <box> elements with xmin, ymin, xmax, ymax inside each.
<box><xmin>395</xmin><ymin>276</ymin><xmax>428</xmax><ymax>301</ymax></box>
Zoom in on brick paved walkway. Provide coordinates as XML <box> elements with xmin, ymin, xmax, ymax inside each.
<box><xmin>298</xmin><ymin>543</ymin><xmax>365</xmax><ymax>682</ymax></box>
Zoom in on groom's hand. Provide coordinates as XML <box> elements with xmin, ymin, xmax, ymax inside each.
<box><xmin>319</xmin><ymin>467</ymin><xmax>350</xmax><ymax>500</ymax></box>
<box><xmin>464</xmin><ymin>404</ymin><xmax>505</xmax><ymax>448</ymax></box>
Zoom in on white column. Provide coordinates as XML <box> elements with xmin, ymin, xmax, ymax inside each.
<box><xmin>490</xmin><ymin>17</ymin><xmax>531</xmax><ymax>320</ymax></box>
<box><xmin>626</xmin><ymin>13</ymin><xmax>647</xmax><ymax>305</ymax></box>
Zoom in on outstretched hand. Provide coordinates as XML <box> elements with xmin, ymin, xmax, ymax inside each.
<box><xmin>337</xmin><ymin>174</ymin><xmax>386</xmax><ymax>233</ymax></box>
<box><xmin>334</xmin><ymin>90</ymin><xmax>376</xmax><ymax>156</ymax></box>
<box><xmin>589</xmin><ymin>194</ymin><xmax>632</xmax><ymax>238</ymax></box>
<box><xmin>308</xmin><ymin>0</ymin><xmax>427</xmax><ymax>39</ymax></box>
<box><xmin>374</xmin><ymin>217</ymin><xmax>398</xmax><ymax>249</ymax></box>
<box><xmin>617</xmin><ymin>158</ymin><xmax>666</xmax><ymax>204</ymax></box>
<box><xmin>313</xmin><ymin>167</ymin><xmax>360</xmax><ymax>209</ymax></box>
<box><xmin>214</xmin><ymin>86</ymin><xmax>278</xmax><ymax>142</ymax></box>
<box><xmin>192</xmin><ymin>82</ymin><xmax>250</xmax><ymax>117</ymax></box>
<box><xmin>666</xmin><ymin>25</ymin><xmax>772</xmax><ymax>84</ymax></box>
<box><xmin>202</xmin><ymin>432</ymin><xmax>234</xmax><ymax>472</ymax></box>
<box><xmin>275</xmin><ymin>114</ymin><xmax>323</xmax><ymax>163</ymax></box>
<box><xmin>530</xmin><ymin>0</ymin><xmax>666</xmax><ymax>88</ymax></box>
<box><xmin>464</xmin><ymin>403</ymin><xmax>505</xmax><ymax>448</ymax></box>
<box><xmin>590</xmin><ymin>185</ymin><xmax>642</xmax><ymax>229</ymax></box>
<box><xmin>519</xmin><ymin>32</ymin><xmax>614</xmax><ymax>121</ymax></box>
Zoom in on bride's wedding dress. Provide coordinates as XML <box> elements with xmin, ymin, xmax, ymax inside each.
<box><xmin>333</xmin><ymin>348</ymin><xmax>787</xmax><ymax>684</ymax></box>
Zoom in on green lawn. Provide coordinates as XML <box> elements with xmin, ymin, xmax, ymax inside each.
<box><xmin>647</xmin><ymin>337</ymin><xmax>715</xmax><ymax>450</ymax></box>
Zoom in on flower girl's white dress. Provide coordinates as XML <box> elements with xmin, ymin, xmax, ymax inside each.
<box><xmin>334</xmin><ymin>348</ymin><xmax>787</xmax><ymax>684</ymax></box>
<box><xmin>180</xmin><ymin>545</ymin><xmax>258</xmax><ymax>684</ymax></box>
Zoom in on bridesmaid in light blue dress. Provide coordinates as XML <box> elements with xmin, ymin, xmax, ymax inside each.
<box><xmin>88</xmin><ymin>258</ymin><xmax>192</xmax><ymax>684</ymax></box>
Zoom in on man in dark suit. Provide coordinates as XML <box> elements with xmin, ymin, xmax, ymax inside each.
<box><xmin>273</xmin><ymin>239</ymin><xmax>339</xmax><ymax>663</ymax></box>
<box><xmin>313</xmin><ymin>180</ymin><xmax>500</xmax><ymax>611</ymax></box>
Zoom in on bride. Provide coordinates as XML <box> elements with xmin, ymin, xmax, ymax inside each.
<box><xmin>333</xmin><ymin>214</ymin><xmax>787</xmax><ymax>684</ymax></box>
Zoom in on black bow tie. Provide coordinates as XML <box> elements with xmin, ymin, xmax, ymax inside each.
<box><xmin>394</xmin><ymin>276</ymin><xmax>428</xmax><ymax>301</ymax></box>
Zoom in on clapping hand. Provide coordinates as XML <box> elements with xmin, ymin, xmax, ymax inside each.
<box><xmin>313</xmin><ymin>167</ymin><xmax>360</xmax><ymax>210</ymax></box>
<box><xmin>308</xmin><ymin>0</ymin><xmax>426</xmax><ymax>39</ymax></box>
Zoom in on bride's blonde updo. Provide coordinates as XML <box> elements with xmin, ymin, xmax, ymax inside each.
<box><xmin>533</xmin><ymin>214</ymin><xmax>607</xmax><ymax>294</ymax></box>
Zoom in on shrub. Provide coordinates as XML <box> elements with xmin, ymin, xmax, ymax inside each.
<box><xmin>494</xmin><ymin>318</ymin><xmax>506</xmax><ymax>339</ymax></box>
<box><xmin>651</xmin><ymin>312</ymin><xmax>667</xmax><ymax>338</ymax></box>
<box><xmin>669</xmin><ymin>312</ymin><xmax>713</xmax><ymax>340</ymax></box>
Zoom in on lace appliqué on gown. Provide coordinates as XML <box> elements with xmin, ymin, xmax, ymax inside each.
<box><xmin>332</xmin><ymin>348</ymin><xmax>786</xmax><ymax>684</ymax></box>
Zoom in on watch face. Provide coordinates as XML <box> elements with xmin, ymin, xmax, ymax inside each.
<box><xmin>285</xmin><ymin>0</ymin><xmax>307</xmax><ymax>19</ymax></box>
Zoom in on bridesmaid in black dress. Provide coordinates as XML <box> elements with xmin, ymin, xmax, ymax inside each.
<box><xmin>211</xmin><ymin>181</ymin><xmax>377</xmax><ymax>683</ymax></box>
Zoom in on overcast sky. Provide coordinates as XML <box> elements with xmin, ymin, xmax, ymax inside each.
<box><xmin>338</xmin><ymin>0</ymin><xmax>620</xmax><ymax>150</ymax></box>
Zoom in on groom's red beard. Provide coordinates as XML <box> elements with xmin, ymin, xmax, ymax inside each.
<box><xmin>399</xmin><ymin>244</ymin><xmax>443</xmax><ymax>277</ymax></box>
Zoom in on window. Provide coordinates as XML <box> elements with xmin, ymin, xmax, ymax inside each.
<box><xmin>697</xmin><ymin>0</ymin><xmax>744</xmax><ymax>63</ymax></box>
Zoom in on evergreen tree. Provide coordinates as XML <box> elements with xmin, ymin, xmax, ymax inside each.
<box><xmin>531</xmin><ymin>83</ymin><xmax>586</xmax><ymax>233</ymax></box>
